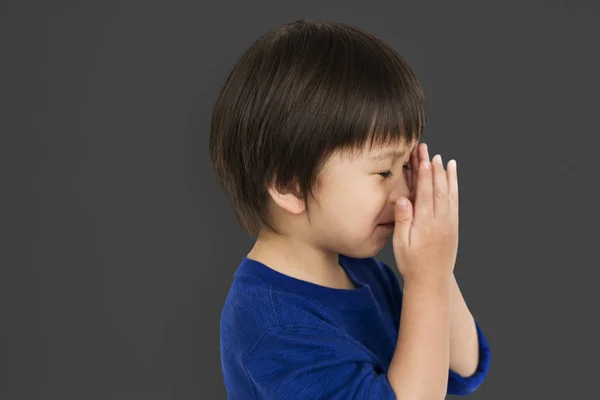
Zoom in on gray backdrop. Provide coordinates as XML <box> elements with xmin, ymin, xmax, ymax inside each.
<box><xmin>3</xmin><ymin>0</ymin><xmax>599</xmax><ymax>399</ymax></box>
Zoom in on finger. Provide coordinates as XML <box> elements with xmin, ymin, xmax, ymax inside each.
<box><xmin>432</xmin><ymin>154</ymin><xmax>448</xmax><ymax>217</ymax></box>
<box><xmin>410</xmin><ymin>143</ymin><xmax>427</xmax><ymax>199</ymax></box>
<box><xmin>410</xmin><ymin>143</ymin><xmax>421</xmax><ymax>195</ymax></box>
<box><xmin>405</xmin><ymin>145</ymin><xmax>416</xmax><ymax>195</ymax></box>
<box><xmin>419</xmin><ymin>142</ymin><xmax>431</xmax><ymax>198</ymax></box>
<box><xmin>422</xmin><ymin>142</ymin><xmax>430</xmax><ymax>168</ymax></box>
<box><xmin>446</xmin><ymin>159</ymin><xmax>459</xmax><ymax>224</ymax></box>
<box><xmin>414</xmin><ymin>152</ymin><xmax>433</xmax><ymax>225</ymax></box>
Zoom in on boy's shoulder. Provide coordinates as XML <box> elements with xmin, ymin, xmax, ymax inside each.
<box><xmin>219</xmin><ymin>258</ymin><xmax>329</xmax><ymax>342</ymax></box>
<box><xmin>219</xmin><ymin>255</ymin><xmax>403</xmax><ymax>361</ymax></box>
<box><xmin>220</xmin><ymin>255</ymin><xmax>397</xmax><ymax>332</ymax></box>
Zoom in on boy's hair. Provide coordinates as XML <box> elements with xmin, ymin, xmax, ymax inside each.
<box><xmin>209</xmin><ymin>19</ymin><xmax>426</xmax><ymax>238</ymax></box>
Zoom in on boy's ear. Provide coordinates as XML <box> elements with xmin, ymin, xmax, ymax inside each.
<box><xmin>267</xmin><ymin>181</ymin><xmax>305</xmax><ymax>215</ymax></box>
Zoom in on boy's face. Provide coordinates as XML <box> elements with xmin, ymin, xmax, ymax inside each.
<box><xmin>305</xmin><ymin>139</ymin><xmax>418</xmax><ymax>258</ymax></box>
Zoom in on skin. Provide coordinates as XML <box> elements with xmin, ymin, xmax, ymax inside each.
<box><xmin>247</xmin><ymin>138</ymin><xmax>417</xmax><ymax>289</ymax></box>
<box><xmin>247</xmin><ymin>139</ymin><xmax>479</xmax><ymax>377</ymax></box>
<box><xmin>411</xmin><ymin>144</ymin><xmax>480</xmax><ymax>378</ymax></box>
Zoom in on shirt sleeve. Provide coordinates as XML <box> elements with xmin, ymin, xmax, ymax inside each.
<box><xmin>242</xmin><ymin>325</ymin><xmax>397</xmax><ymax>400</ymax></box>
<box><xmin>376</xmin><ymin>258</ymin><xmax>491</xmax><ymax>396</ymax></box>
<box><xmin>447</xmin><ymin>319</ymin><xmax>491</xmax><ymax>395</ymax></box>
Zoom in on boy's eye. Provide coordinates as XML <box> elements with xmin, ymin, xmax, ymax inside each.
<box><xmin>378</xmin><ymin>170</ymin><xmax>393</xmax><ymax>179</ymax></box>
<box><xmin>379</xmin><ymin>164</ymin><xmax>410</xmax><ymax>180</ymax></box>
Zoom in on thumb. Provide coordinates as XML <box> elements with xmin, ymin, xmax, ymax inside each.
<box><xmin>394</xmin><ymin>197</ymin><xmax>413</xmax><ymax>246</ymax></box>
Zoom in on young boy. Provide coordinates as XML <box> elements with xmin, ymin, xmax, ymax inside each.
<box><xmin>211</xmin><ymin>19</ymin><xmax>490</xmax><ymax>399</ymax></box>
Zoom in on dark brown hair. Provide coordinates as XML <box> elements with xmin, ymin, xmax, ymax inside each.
<box><xmin>209</xmin><ymin>19</ymin><xmax>426</xmax><ymax>237</ymax></box>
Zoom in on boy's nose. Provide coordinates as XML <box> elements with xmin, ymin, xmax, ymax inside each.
<box><xmin>390</xmin><ymin>184</ymin><xmax>412</xmax><ymax>205</ymax></box>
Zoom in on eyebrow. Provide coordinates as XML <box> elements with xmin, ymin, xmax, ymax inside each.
<box><xmin>368</xmin><ymin>149</ymin><xmax>409</xmax><ymax>162</ymax></box>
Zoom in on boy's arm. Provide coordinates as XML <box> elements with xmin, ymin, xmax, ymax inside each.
<box><xmin>387</xmin><ymin>276</ymin><xmax>452</xmax><ymax>400</ymax></box>
<box><xmin>449</xmin><ymin>273</ymin><xmax>480</xmax><ymax>377</ymax></box>
<box><xmin>243</xmin><ymin>325</ymin><xmax>399</xmax><ymax>400</ymax></box>
<box><xmin>378</xmin><ymin>258</ymin><xmax>491</xmax><ymax>396</ymax></box>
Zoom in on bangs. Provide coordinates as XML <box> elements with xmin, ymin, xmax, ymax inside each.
<box><xmin>277</xmin><ymin>21</ymin><xmax>426</xmax><ymax>162</ymax></box>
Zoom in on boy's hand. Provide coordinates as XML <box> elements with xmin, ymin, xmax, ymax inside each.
<box><xmin>392</xmin><ymin>143</ymin><xmax>459</xmax><ymax>284</ymax></box>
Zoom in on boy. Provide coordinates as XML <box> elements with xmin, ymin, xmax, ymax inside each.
<box><xmin>211</xmin><ymin>19</ymin><xmax>490</xmax><ymax>399</ymax></box>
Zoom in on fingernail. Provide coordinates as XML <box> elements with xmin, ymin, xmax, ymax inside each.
<box><xmin>434</xmin><ymin>154</ymin><xmax>442</xmax><ymax>164</ymax></box>
<box><xmin>423</xmin><ymin>160</ymin><xmax>431</xmax><ymax>169</ymax></box>
<box><xmin>398</xmin><ymin>198</ymin><xmax>407</xmax><ymax>208</ymax></box>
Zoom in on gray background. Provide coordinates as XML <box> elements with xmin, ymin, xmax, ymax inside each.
<box><xmin>3</xmin><ymin>0</ymin><xmax>599</xmax><ymax>399</ymax></box>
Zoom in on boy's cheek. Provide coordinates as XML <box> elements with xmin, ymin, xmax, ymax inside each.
<box><xmin>404</xmin><ymin>170</ymin><xmax>412</xmax><ymax>190</ymax></box>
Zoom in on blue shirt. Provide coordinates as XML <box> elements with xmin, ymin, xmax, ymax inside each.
<box><xmin>220</xmin><ymin>254</ymin><xmax>491</xmax><ymax>399</ymax></box>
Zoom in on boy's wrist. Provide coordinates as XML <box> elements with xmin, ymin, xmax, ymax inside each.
<box><xmin>402</xmin><ymin>271</ymin><xmax>453</xmax><ymax>291</ymax></box>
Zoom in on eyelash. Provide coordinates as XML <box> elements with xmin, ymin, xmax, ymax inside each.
<box><xmin>379</xmin><ymin>164</ymin><xmax>410</xmax><ymax>179</ymax></box>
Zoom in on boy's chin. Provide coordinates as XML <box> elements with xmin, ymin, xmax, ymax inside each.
<box><xmin>339</xmin><ymin>240</ymin><xmax>387</xmax><ymax>259</ymax></box>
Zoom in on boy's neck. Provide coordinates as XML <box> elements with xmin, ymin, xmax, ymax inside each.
<box><xmin>246</xmin><ymin>233</ymin><xmax>355</xmax><ymax>290</ymax></box>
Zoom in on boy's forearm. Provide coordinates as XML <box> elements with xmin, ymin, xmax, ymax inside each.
<box><xmin>449</xmin><ymin>273</ymin><xmax>479</xmax><ymax>377</ymax></box>
<box><xmin>387</xmin><ymin>276</ymin><xmax>451</xmax><ymax>400</ymax></box>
